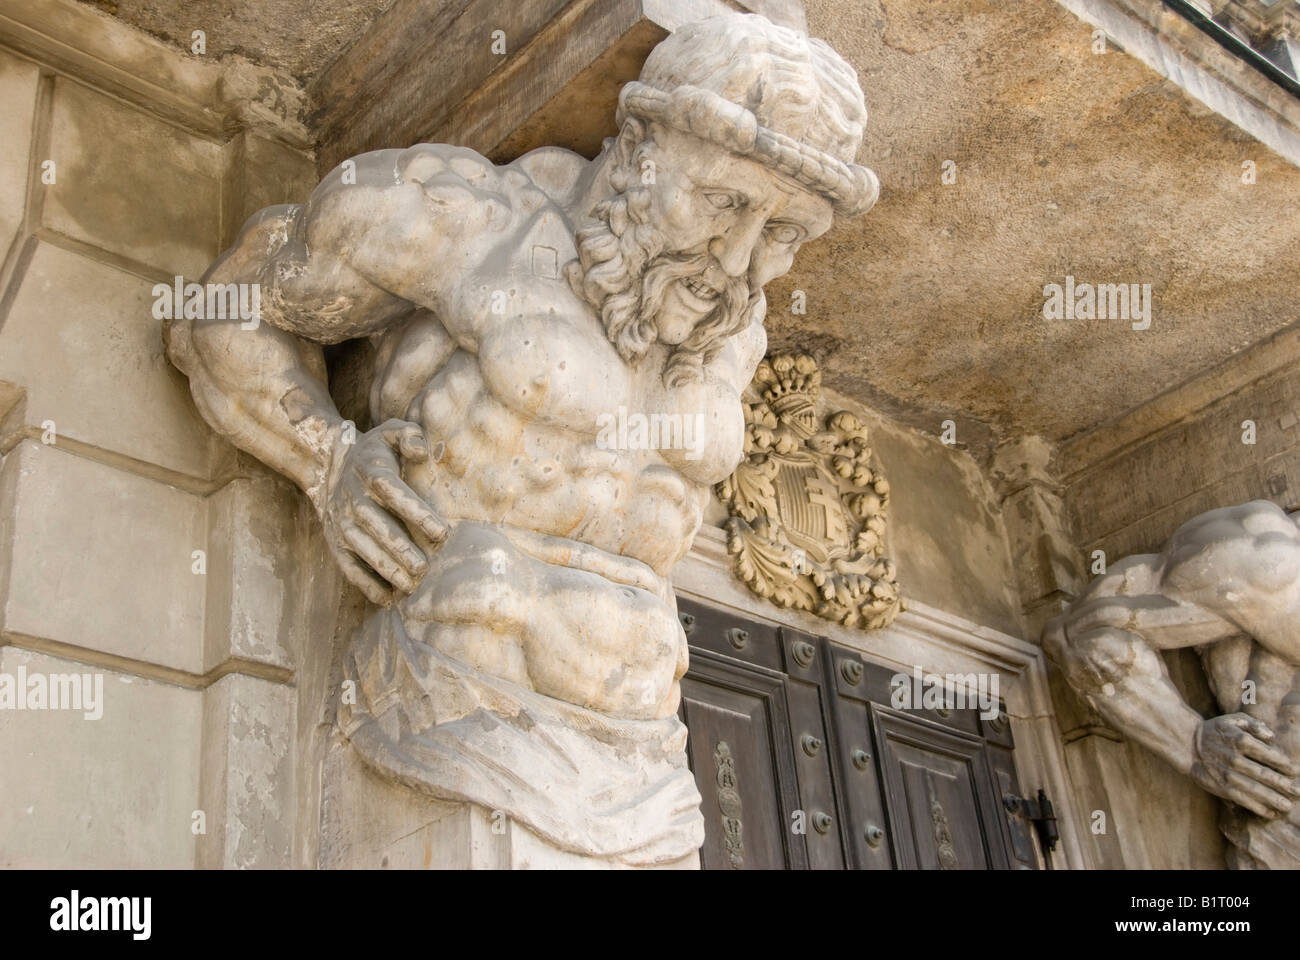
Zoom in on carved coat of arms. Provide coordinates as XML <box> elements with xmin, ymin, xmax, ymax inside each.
<box><xmin>715</xmin><ymin>354</ymin><xmax>902</xmax><ymax>630</ymax></box>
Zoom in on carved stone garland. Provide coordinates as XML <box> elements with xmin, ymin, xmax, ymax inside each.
<box><xmin>715</xmin><ymin>353</ymin><xmax>902</xmax><ymax>630</ymax></box>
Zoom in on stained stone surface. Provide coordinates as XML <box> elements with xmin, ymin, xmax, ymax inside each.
<box><xmin>770</xmin><ymin>0</ymin><xmax>1300</xmax><ymax>453</ymax></box>
<box><xmin>0</xmin><ymin>48</ymin><xmax>37</xmax><ymax>266</ymax></box>
<box><xmin>82</xmin><ymin>0</ymin><xmax>401</xmax><ymax>82</ymax></box>
<box><xmin>0</xmin><ymin>441</ymin><xmax>208</xmax><ymax>673</ymax></box>
<box><xmin>45</xmin><ymin>77</ymin><xmax>223</xmax><ymax>278</ymax></box>
<box><xmin>0</xmin><ymin>243</ymin><xmax>216</xmax><ymax>479</ymax></box>
<box><xmin>0</xmin><ymin>648</ymin><xmax>202</xmax><ymax>869</ymax></box>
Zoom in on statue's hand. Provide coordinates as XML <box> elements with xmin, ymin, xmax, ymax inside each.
<box><xmin>1191</xmin><ymin>713</ymin><xmax>1300</xmax><ymax>818</ymax></box>
<box><xmin>319</xmin><ymin>418</ymin><xmax>448</xmax><ymax>605</ymax></box>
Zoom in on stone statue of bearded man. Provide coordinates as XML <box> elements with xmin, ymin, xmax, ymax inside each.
<box><xmin>165</xmin><ymin>12</ymin><xmax>878</xmax><ymax>867</ymax></box>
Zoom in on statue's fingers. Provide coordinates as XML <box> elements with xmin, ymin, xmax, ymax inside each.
<box><xmin>377</xmin><ymin>419</ymin><xmax>428</xmax><ymax>462</ymax></box>
<box><xmin>1225</xmin><ymin>770</ymin><xmax>1294</xmax><ymax>817</ymax></box>
<box><xmin>1237</xmin><ymin>734</ymin><xmax>1300</xmax><ymax>778</ymax></box>
<box><xmin>1229</xmin><ymin>755</ymin><xmax>1300</xmax><ymax>798</ymax></box>
<box><xmin>370</xmin><ymin>473</ymin><xmax>448</xmax><ymax>542</ymax></box>
<box><xmin>1235</xmin><ymin>714</ymin><xmax>1276</xmax><ymax>742</ymax></box>
<box><xmin>354</xmin><ymin>502</ymin><xmax>428</xmax><ymax>579</ymax></box>
<box><xmin>335</xmin><ymin>550</ymin><xmax>393</xmax><ymax>606</ymax></box>
<box><xmin>344</xmin><ymin>526</ymin><xmax>417</xmax><ymax>593</ymax></box>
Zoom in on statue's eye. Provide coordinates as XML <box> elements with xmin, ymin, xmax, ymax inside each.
<box><xmin>767</xmin><ymin>222</ymin><xmax>804</xmax><ymax>244</ymax></box>
<box><xmin>705</xmin><ymin>192</ymin><xmax>740</xmax><ymax>210</ymax></box>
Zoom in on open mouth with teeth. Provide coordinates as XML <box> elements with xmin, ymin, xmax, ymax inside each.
<box><xmin>678</xmin><ymin>276</ymin><xmax>720</xmax><ymax>309</ymax></box>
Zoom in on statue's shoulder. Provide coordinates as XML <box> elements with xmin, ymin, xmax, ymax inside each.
<box><xmin>390</xmin><ymin>142</ymin><xmax>514</xmax><ymax>197</ymax></box>
<box><xmin>1158</xmin><ymin>500</ymin><xmax>1300</xmax><ymax>595</ymax></box>
<box><xmin>506</xmin><ymin>147</ymin><xmax>589</xmax><ymax>208</ymax></box>
<box><xmin>392</xmin><ymin>143</ymin><xmax>585</xmax><ymax>202</ymax></box>
<box><xmin>385</xmin><ymin>143</ymin><xmax>585</xmax><ymax>236</ymax></box>
<box><xmin>1164</xmin><ymin>500</ymin><xmax>1299</xmax><ymax>564</ymax></box>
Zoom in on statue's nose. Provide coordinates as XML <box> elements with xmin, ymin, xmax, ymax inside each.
<box><xmin>708</xmin><ymin>216</ymin><xmax>763</xmax><ymax>278</ymax></box>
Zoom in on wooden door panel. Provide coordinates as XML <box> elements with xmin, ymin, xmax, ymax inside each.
<box><xmin>679</xmin><ymin>649</ymin><xmax>803</xmax><ymax>869</ymax></box>
<box><xmin>872</xmin><ymin>707</ymin><xmax>1007</xmax><ymax>870</ymax></box>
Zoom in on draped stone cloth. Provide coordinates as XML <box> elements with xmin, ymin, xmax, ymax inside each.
<box><xmin>337</xmin><ymin>603</ymin><xmax>705</xmax><ymax>866</ymax></box>
<box><xmin>1221</xmin><ymin>806</ymin><xmax>1300</xmax><ymax>870</ymax></box>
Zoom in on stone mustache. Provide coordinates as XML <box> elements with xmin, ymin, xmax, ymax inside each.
<box><xmin>164</xmin><ymin>13</ymin><xmax>879</xmax><ymax>866</ymax></box>
<box><xmin>1046</xmin><ymin>500</ymin><xmax>1300</xmax><ymax>869</ymax></box>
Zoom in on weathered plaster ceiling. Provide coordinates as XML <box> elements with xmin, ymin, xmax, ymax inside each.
<box><xmin>769</xmin><ymin>0</ymin><xmax>1300</xmax><ymax>455</ymax></box>
<box><xmin>79</xmin><ymin>0</ymin><xmax>399</xmax><ymax>81</ymax></box>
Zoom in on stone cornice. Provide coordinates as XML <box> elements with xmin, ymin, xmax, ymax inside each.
<box><xmin>1057</xmin><ymin>321</ymin><xmax>1300</xmax><ymax>480</ymax></box>
<box><xmin>0</xmin><ymin>0</ymin><xmax>311</xmax><ymax>148</ymax></box>
<box><xmin>1053</xmin><ymin>0</ymin><xmax>1300</xmax><ymax>164</ymax></box>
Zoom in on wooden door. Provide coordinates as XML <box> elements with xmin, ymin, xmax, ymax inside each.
<box><xmin>675</xmin><ymin>596</ymin><xmax>1041</xmax><ymax>870</ymax></box>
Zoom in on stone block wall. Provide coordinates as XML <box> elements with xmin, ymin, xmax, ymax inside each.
<box><xmin>0</xmin><ymin>16</ymin><xmax>315</xmax><ymax>868</ymax></box>
<box><xmin>1066</xmin><ymin>360</ymin><xmax>1300</xmax><ymax>562</ymax></box>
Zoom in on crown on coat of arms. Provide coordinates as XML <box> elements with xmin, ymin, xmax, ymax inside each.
<box><xmin>753</xmin><ymin>353</ymin><xmax>821</xmax><ymax>426</ymax></box>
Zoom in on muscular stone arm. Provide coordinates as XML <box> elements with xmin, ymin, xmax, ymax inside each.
<box><xmin>1043</xmin><ymin>589</ymin><xmax>1230</xmax><ymax>776</ymax></box>
<box><xmin>168</xmin><ymin>147</ymin><xmax>502</xmax><ymax>496</ymax></box>
<box><xmin>166</xmin><ymin>144</ymin><xmax>509</xmax><ymax>601</ymax></box>
<box><xmin>167</xmin><ymin>205</ymin><xmax>369</xmax><ymax>504</ymax></box>
<box><xmin>1045</xmin><ymin>553</ymin><xmax>1300</xmax><ymax>817</ymax></box>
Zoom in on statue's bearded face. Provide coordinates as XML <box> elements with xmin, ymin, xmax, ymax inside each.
<box><xmin>567</xmin><ymin>121</ymin><xmax>834</xmax><ymax>386</ymax></box>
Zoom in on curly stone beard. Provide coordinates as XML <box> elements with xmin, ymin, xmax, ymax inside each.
<box><xmin>565</xmin><ymin>186</ymin><xmax>763</xmax><ymax>387</ymax></box>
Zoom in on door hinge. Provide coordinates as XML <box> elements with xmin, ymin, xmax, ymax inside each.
<box><xmin>1004</xmin><ymin>788</ymin><xmax>1059</xmax><ymax>855</ymax></box>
